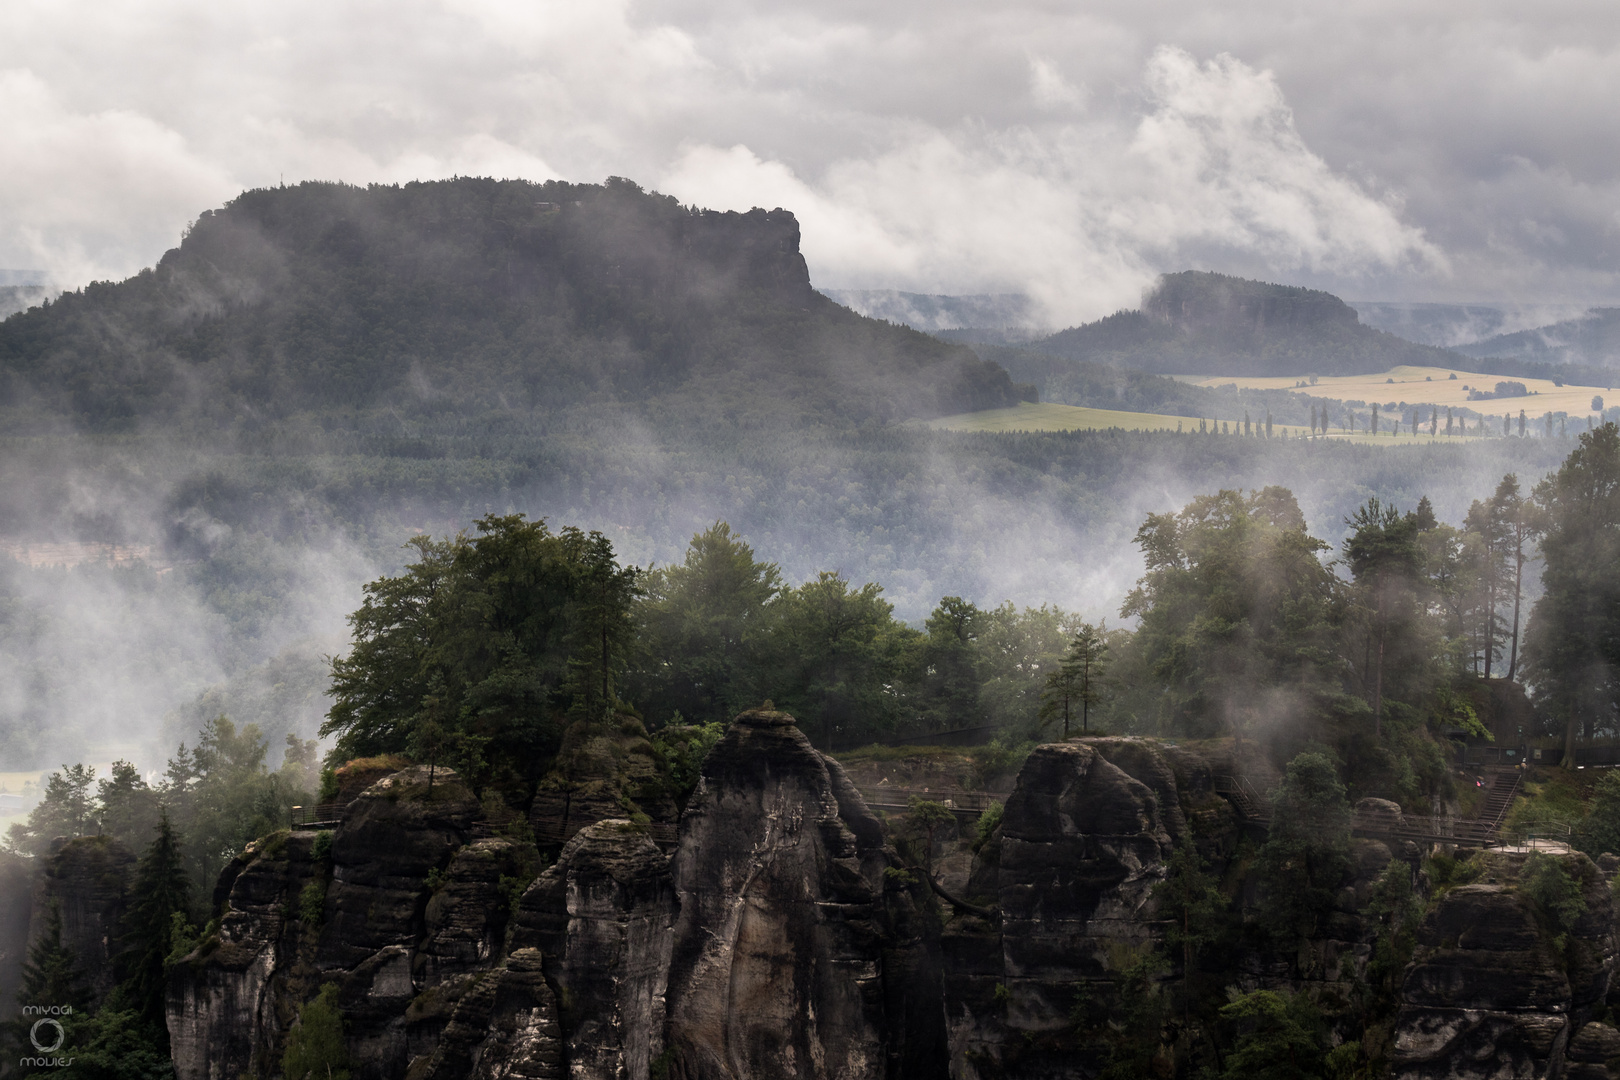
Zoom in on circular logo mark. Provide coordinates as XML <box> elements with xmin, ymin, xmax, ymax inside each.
<box><xmin>30</xmin><ymin>1017</ymin><xmax>65</xmax><ymax>1053</ymax></box>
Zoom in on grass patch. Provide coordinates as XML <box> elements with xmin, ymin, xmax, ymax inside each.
<box><xmin>922</xmin><ymin>402</ymin><xmax>1312</xmax><ymax>439</ymax></box>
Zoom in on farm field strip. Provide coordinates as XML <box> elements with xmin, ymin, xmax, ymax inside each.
<box><xmin>1174</xmin><ymin>365</ymin><xmax>1616</xmax><ymax>418</ymax></box>
<box><xmin>922</xmin><ymin>402</ymin><xmax>1485</xmax><ymax>442</ymax></box>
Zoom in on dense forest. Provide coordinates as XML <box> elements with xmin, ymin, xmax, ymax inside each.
<box><xmin>7</xmin><ymin>424</ymin><xmax>1620</xmax><ymax>1076</ymax></box>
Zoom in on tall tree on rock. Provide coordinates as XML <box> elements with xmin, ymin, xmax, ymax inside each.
<box><xmin>1523</xmin><ymin>424</ymin><xmax>1620</xmax><ymax>767</ymax></box>
<box><xmin>1343</xmin><ymin>498</ymin><xmax>1428</xmax><ymax>738</ymax></box>
<box><xmin>325</xmin><ymin>514</ymin><xmax>643</xmax><ymax>805</ymax></box>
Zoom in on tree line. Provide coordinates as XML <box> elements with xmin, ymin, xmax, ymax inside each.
<box><xmin>313</xmin><ymin>422</ymin><xmax>1620</xmax><ymax>814</ymax></box>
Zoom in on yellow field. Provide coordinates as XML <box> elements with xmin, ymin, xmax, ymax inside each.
<box><xmin>923</xmin><ymin>402</ymin><xmax>1216</xmax><ymax>433</ymax></box>
<box><xmin>1177</xmin><ymin>365</ymin><xmax>1614</xmax><ymax>419</ymax></box>
<box><xmin>922</xmin><ymin>401</ymin><xmax>1472</xmax><ymax>443</ymax></box>
<box><xmin>0</xmin><ymin>770</ymin><xmax>45</xmax><ymax>792</ymax></box>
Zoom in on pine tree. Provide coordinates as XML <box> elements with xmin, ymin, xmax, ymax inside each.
<box><xmin>119</xmin><ymin>809</ymin><xmax>192</xmax><ymax>1026</ymax></box>
<box><xmin>5</xmin><ymin>900</ymin><xmax>89</xmax><ymax>1064</ymax></box>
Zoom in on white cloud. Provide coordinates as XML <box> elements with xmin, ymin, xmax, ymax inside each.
<box><xmin>1029</xmin><ymin>56</ymin><xmax>1086</xmax><ymax>110</ymax></box>
<box><xmin>0</xmin><ymin>69</ymin><xmax>237</xmax><ymax>281</ymax></box>
<box><xmin>664</xmin><ymin>48</ymin><xmax>1443</xmax><ymax>323</ymax></box>
<box><xmin>1</xmin><ymin>0</ymin><xmax>1618</xmax><ymax>304</ymax></box>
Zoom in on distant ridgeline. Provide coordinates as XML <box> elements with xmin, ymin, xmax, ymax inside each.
<box><xmin>0</xmin><ymin>178</ymin><xmax>1028</xmax><ymax>434</ymax></box>
<box><xmin>1019</xmin><ymin>271</ymin><xmax>1464</xmax><ymax>379</ymax></box>
<box><xmin>1456</xmin><ymin>307</ymin><xmax>1620</xmax><ymax>369</ymax></box>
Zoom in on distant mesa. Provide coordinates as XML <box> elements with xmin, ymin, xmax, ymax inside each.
<box><xmin>0</xmin><ymin>178</ymin><xmax>1030</xmax><ymax>433</ymax></box>
<box><xmin>1024</xmin><ymin>271</ymin><xmax>1461</xmax><ymax>378</ymax></box>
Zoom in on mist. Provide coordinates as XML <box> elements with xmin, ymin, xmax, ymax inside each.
<box><xmin>0</xmin><ymin>405</ymin><xmax>1571</xmax><ymax>776</ymax></box>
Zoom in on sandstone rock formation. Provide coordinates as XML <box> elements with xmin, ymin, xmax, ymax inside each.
<box><xmin>154</xmin><ymin>726</ymin><xmax>1620</xmax><ymax>1080</ymax></box>
<box><xmin>31</xmin><ymin>835</ymin><xmax>135</xmax><ymax>1005</ymax></box>
<box><xmin>660</xmin><ymin>706</ymin><xmax>943</xmax><ymax>1080</ymax></box>
<box><xmin>1392</xmin><ymin>847</ymin><xmax>1619</xmax><ymax>1080</ymax></box>
<box><xmin>512</xmin><ymin>820</ymin><xmax>676</xmax><ymax>1080</ymax></box>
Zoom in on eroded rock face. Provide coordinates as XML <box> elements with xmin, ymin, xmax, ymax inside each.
<box><xmin>1392</xmin><ymin>848</ymin><xmax>1619</xmax><ymax>1080</ymax></box>
<box><xmin>167</xmin><ymin>768</ymin><xmax>487</xmax><ymax>1080</ymax></box>
<box><xmin>160</xmin><ymin>733</ymin><xmax>1620</xmax><ymax>1080</ymax></box>
<box><xmin>946</xmin><ymin>741</ymin><xmax>1175</xmax><ymax>1077</ymax></box>
<box><xmin>0</xmin><ymin>852</ymin><xmax>35</xmax><ymax>1029</ymax></box>
<box><xmin>660</xmin><ymin>707</ymin><xmax>939</xmax><ymax>1080</ymax></box>
<box><xmin>32</xmin><ymin>836</ymin><xmax>135</xmax><ymax>1006</ymax></box>
<box><xmin>167</xmin><ymin>830</ymin><xmax>322</xmax><ymax>1080</ymax></box>
<box><xmin>512</xmin><ymin>819</ymin><xmax>676</xmax><ymax>1080</ymax></box>
<box><xmin>418</xmin><ymin>838</ymin><xmax>529</xmax><ymax>989</ymax></box>
<box><xmin>414</xmin><ymin>949</ymin><xmax>563</xmax><ymax>1080</ymax></box>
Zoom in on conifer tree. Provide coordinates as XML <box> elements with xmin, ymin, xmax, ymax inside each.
<box><xmin>4</xmin><ymin>900</ymin><xmax>88</xmax><ymax>1064</ymax></box>
<box><xmin>119</xmin><ymin>809</ymin><xmax>193</xmax><ymax>1025</ymax></box>
<box><xmin>283</xmin><ymin>984</ymin><xmax>351</xmax><ymax>1080</ymax></box>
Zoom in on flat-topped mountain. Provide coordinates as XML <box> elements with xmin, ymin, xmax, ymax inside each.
<box><xmin>0</xmin><ymin>178</ymin><xmax>1027</xmax><ymax>434</ymax></box>
<box><xmin>1027</xmin><ymin>270</ymin><xmax>1462</xmax><ymax>377</ymax></box>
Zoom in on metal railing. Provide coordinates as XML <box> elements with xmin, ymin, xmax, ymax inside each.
<box><xmin>1212</xmin><ymin>775</ymin><xmax>1270</xmax><ymax>821</ymax></box>
<box><xmin>289</xmin><ymin>802</ymin><xmax>346</xmax><ymax>829</ymax></box>
<box><xmin>1494</xmin><ymin>821</ymin><xmax>1573</xmax><ymax>852</ymax></box>
<box><xmin>856</xmin><ymin>787</ymin><xmax>1001</xmax><ymax>819</ymax></box>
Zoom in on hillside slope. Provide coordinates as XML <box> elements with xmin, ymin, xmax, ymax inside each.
<box><xmin>0</xmin><ymin>178</ymin><xmax>1026</xmax><ymax>434</ymax></box>
<box><xmin>1456</xmin><ymin>307</ymin><xmax>1620</xmax><ymax>367</ymax></box>
<box><xmin>1028</xmin><ymin>270</ymin><xmax>1462</xmax><ymax>377</ymax></box>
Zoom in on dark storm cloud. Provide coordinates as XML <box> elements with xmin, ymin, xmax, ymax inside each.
<box><xmin>1</xmin><ymin>0</ymin><xmax>1616</xmax><ymax>319</ymax></box>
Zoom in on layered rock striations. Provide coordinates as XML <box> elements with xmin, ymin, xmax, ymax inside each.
<box><xmin>1392</xmin><ymin>848</ymin><xmax>1620</xmax><ymax>1080</ymax></box>
<box><xmin>511</xmin><ymin>820</ymin><xmax>676</xmax><ymax>1080</ymax></box>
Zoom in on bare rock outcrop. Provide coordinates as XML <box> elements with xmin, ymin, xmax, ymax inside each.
<box><xmin>167</xmin><ymin>829</ymin><xmax>323</xmax><ymax>1080</ymax></box>
<box><xmin>947</xmin><ymin>740</ymin><xmax>1176</xmax><ymax>1077</ymax></box>
<box><xmin>167</xmin><ymin>768</ymin><xmax>486</xmax><ymax>1080</ymax></box>
<box><xmin>31</xmin><ymin>836</ymin><xmax>136</xmax><ymax>1005</ymax></box>
<box><xmin>512</xmin><ymin>819</ymin><xmax>676</xmax><ymax>1080</ymax></box>
<box><xmin>1392</xmin><ymin>848</ymin><xmax>1619</xmax><ymax>1080</ymax></box>
<box><xmin>414</xmin><ymin>949</ymin><xmax>563</xmax><ymax>1080</ymax></box>
<box><xmin>660</xmin><ymin>706</ymin><xmax>942</xmax><ymax>1080</ymax></box>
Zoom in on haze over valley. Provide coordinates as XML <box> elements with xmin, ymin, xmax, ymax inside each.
<box><xmin>5</xmin><ymin>5</ymin><xmax>1620</xmax><ymax>1079</ymax></box>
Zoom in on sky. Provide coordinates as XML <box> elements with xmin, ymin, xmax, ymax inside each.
<box><xmin>2</xmin><ymin>0</ymin><xmax>1619</xmax><ymax>324</ymax></box>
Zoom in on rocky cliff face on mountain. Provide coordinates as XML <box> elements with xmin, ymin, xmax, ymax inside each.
<box><xmin>30</xmin><ymin>836</ymin><xmax>135</xmax><ymax>1005</ymax></box>
<box><xmin>127</xmin><ymin>717</ymin><xmax>1620</xmax><ymax>1078</ymax></box>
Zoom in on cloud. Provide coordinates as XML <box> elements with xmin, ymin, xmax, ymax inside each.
<box><xmin>0</xmin><ymin>0</ymin><xmax>1617</xmax><ymax>305</ymax></box>
<box><xmin>0</xmin><ymin>69</ymin><xmax>237</xmax><ymax>282</ymax></box>
<box><xmin>663</xmin><ymin>48</ymin><xmax>1442</xmax><ymax>323</ymax></box>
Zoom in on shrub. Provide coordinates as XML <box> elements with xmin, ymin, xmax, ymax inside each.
<box><xmin>973</xmin><ymin>801</ymin><xmax>1004</xmax><ymax>851</ymax></box>
<box><xmin>283</xmin><ymin>983</ymin><xmax>350</xmax><ymax>1080</ymax></box>
<box><xmin>299</xmin><ymin>880</ymin><xmax>327</xmax><ymax>924</ymax></box>
<box><xmin>1520</xmin><ymin>851</ymin><xmax>1586</xmax><ymax>933</ymax></box>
